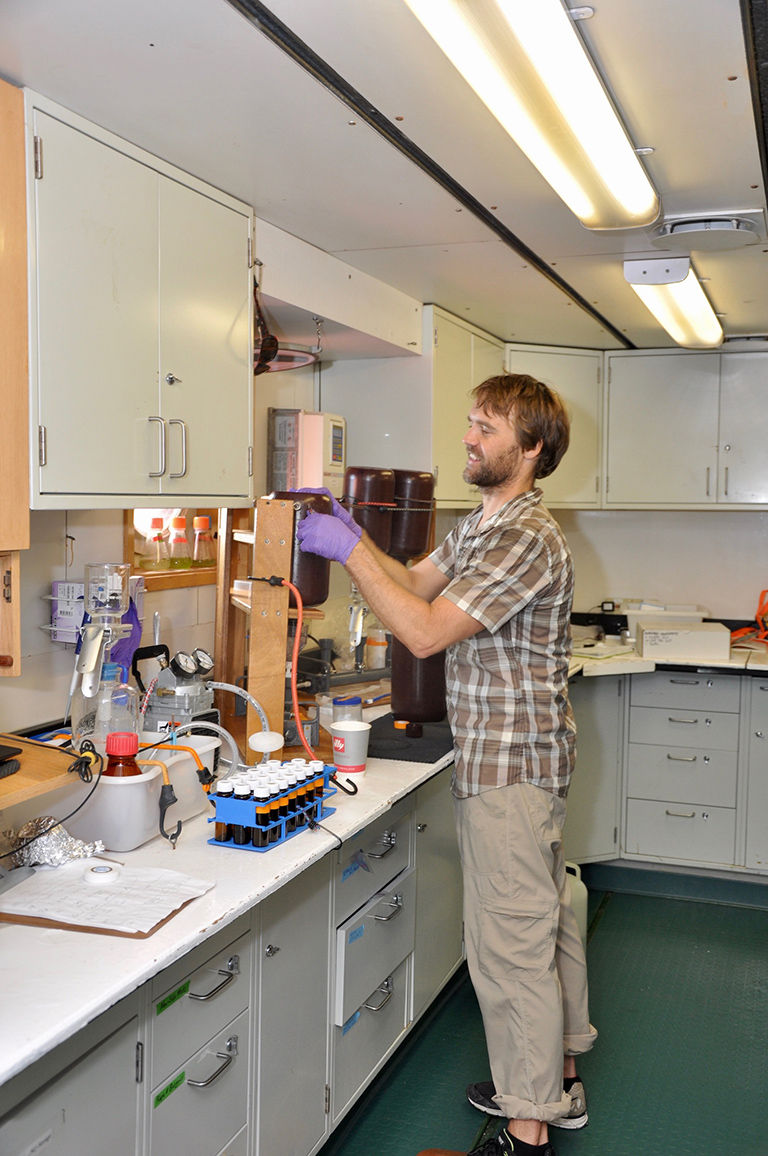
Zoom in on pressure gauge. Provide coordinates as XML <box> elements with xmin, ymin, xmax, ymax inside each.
<box><xmin>193</xmin><ymin>648</ymin><xmax>215</xmax><ymax>676</ymax></box>
<box><xmin>169</xmin><ymin>650</ymin><xmax>197</xmax><ymax>681</ymax></box>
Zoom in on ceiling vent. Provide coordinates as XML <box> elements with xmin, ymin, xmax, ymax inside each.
<box><xmin>649</xmin><ymin>217</ymin><xmax>760</xmax><ymax>251</ymax></box>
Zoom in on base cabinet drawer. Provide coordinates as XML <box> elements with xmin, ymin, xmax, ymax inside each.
<box><xmin>629</xmin><ymin>706</ymin><xmax>739</xmax><ymax>751</ymax></box>
<box><xmin>625</xmin><ymin>799</ymin><xmax>736</xmax><ymax>865</ymax></box>
<box><xmin>626</xmin><ymin>744</ymin><xmax>737</xmax><ymax>807</ymax></box>
<box><xmin>149</xmin><ymin>1010</ymin><xmax>249</xmax><ymax>1156</ymax></box>
<box><xmin>333</xmin><ymin>957</ymin><xmax>411</xmax><ymax>1123</ymax></box>
<box><xmin>335</xmin><ymin>866</ymin><xmax>416</xmax><ymax>1026</ymax></box>
<box><xmin>334</xmin><ymin>797</ymin><xmax>413</xmax><ymax>925</ymax></box>
<box><xmin>630</xmin><ymin>672</ymin><xmax>741</xmax><ymax>713</ymax></box>
<box><xmin>151</xmin><ymin>930</ymin><xmax>251</xmax><ymax>1089</ymax></box>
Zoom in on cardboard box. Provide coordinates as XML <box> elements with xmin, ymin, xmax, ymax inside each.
<box><xmin>50</xmin><ymin>581</ymin><xmax>85</xmax><ymax>643</ymax></box>
<box><xmin>636</xmin><ymin>619</ymin><xmax>731</xmax><ymax>662</ymax></box>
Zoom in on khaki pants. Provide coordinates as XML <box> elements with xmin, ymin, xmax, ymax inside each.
<box><xmin>454</xmin><ymin>783</ymin><xmax>597</xmax><ymax>1123</ymax></box>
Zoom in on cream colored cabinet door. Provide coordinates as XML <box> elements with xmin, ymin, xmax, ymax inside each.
<box><xmin>32</xmin><ymin>110</ymin><xmax>159</xmax><ymax>499</ymax></box>
<box><xmin>563</xmin><ymin>676</ymin><xmax>623</xmax><ymax>863</ymax></box>
<box><xmin>718</xmin><ymin>353</ymin><xmax>768</xmax><ymax>504</ymax></box>
<box><xmin>746</xmin><ymin>677</ymin><xmax>768</xmax><ymax>870</ymax></box>
<box><xmin>257</xmin><ymin>856</ymin><xmax>331</xmax><ymax>1156</ymax></box>
<box><xmin>432</xmin><ymin>312</ymin><xmax>474</xmax><ymax>506</ymax></box>
<box><xmin>158</xmin><ymin>178</ymin><xmax>252</xmax><ymax>500</ymax></box>
<box><xmin>506</xmin><ymin>345</ymin><xmax>601</xmax><ymax>507</ymax></box>
<box><xmin>605</xmin><ymin>353</ymin><xmax>719</xmax><ymax>506</ymax></box>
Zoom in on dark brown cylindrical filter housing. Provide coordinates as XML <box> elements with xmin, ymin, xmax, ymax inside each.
<box><xmin>390</xmin><ymin>635</ymin><xmax>447</xmax><ymax>723</ymax></box>
<box><xmin>390</xmin><ymin>469</ymin><xmax>435</xmax><ymax>561</ymax></box>
<box><xmin>270</xmin><ymin>491</ymin><xmax>332</xmax><ymax>607</ymax></box>
<box><xmin>343</xmin><ymin>466</ymin><xmax>396</xmax><ymax>553</ymax></box>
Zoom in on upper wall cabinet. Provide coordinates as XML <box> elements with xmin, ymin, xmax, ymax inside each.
<box><xmin>26</xmin><ymin>95</ymin><xmax>253</xmax><ymax>509</ymax></box>
<box><xmin>431</xmin><ymin>307</ymin><xmax>505</xmax><ymax>507</ymax></box>
<box><xmin>506</xmin><ymin>344</ymin><xmax>602</xmax><ymax>508</ymax></box>
<box><xmin>604</xmin><ymin>349</ymin><xmax>768</xmax><ymax>509</ymax></box>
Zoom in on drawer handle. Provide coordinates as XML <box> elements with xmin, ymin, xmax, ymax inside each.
<box><xmin>668</xmin><ymin>716</ymin><xmax>698</xmax><ymax>724</ymax></box>
<box><xmin>665</xmin><ymin>809</ymin><xmax>696</xmax><ymax>819</ymax></box>
<box><xmin>189</xmin><ymin>956</ymin><xmax>240</xmax><ymax>1001</ymax></box>
<box><xmin>670</xmin><ymin>679</ymin><xmax>699</xmax><ymax>685</ymax></box>
<box><xmin>187</xmin><ymin>1036</ymin><xmax>238</xmax><ymax>1088</ymax></box>
<box><xmin>368</xmin><ymin>831</ymin><xmax>397</xmax><ymax>859</ymax></box>
<box><xmin>666</xmin><ymin>754</ymin><xmax>697</xmax><ymax>763</ymax></box>
<box><xmin>364</xmin><ymin>977</ymin><xmax>394</xmax><ymax>1012</ymax></box>
<box><xmin>374</xmin><ymin>893</ymin><xmax>403</xmax><ymax>922</ymax></box>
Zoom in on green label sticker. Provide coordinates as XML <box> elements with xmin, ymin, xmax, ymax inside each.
<box><xmin>154</xmin><ymin>1070</ymin><xmax>185</xmax><ymax>1108</ymax></box>
<box><xmin>156</xmin><ymin>980</ymin><xmax>190</xmax><ymax>1016</ymax></box>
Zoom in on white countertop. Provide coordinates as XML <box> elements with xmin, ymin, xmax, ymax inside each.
<box><xmin>0</xmin><ymin>751</ymin><xmax>452</xmax><ymax>1088</ymax></box>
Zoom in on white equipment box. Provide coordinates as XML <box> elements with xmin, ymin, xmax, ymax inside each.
<box><xmin>636</xmin><ymin>619</ymin><xmax>731</xmax><ymax>662</ymax></box>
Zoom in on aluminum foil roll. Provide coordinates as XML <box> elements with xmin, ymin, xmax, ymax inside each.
<box><xmin>7</xmin><ymin>817</ymin><xmax>105</xmax><ymax>867</ymax></box>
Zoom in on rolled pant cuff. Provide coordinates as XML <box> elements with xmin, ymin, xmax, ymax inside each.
<box><xmin>564</xmin><ymin>1023</ymin><xmax>598</xmax><ymax>1055</ymax></box>
<box><xmin>493</xmin><ymin>1091</ymin><xmax>571</xmax><ymax>1124</ymax></box>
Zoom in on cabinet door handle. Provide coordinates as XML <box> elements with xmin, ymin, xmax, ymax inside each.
<box><xmin>189</xmin><ymin>956</ymin><xmax>239</xmax><ymax>1001</ymax></box>
<box><xmin>670</xmin><ymin>679</ymin><xmax>699</xmax><ymax>685</ymax></box>
<box><xmin>368</xmin><ymin>831</ymin><xmax>396</xmax><ymax>858</ymax></box>
<box><xmin>364</xmin><ymin>977</ymin><xmax>394</xmax><ymax>1012</ymax></box>
<box><xmin>724</xmin><ymin>466</ymin><xmax>729</xmax><ymax>496</ymax></box>
<box><xmin>374</xmin><ymin>892</ymin><xmax>403</xmax><ymax>921</ymax></box>
<box><xmin>168</xmin><ymin>418</ymin><xmax>188</xmax><ymax>479</ymax></box>
<box><xmin>665</xmin><ymin>809</ymin><xmax>696</xmax><ymax>818</ymax></box>
<box><xmin>706</xmin><ymin>467</ymin><xmax>710</xmax><ymax>497</ymax></box>
<box><xmin>668</xmin><ymin>716</ymin><xmax>698</xmax><ymax>724</ymax></box>
<box><xmin>148</xmin><ymin>416</ymin><xmax>166</xmax><ymax>477</ymax></box>
<box><xmin>667</xmin><ymin>754</ymin><xmax>697</xmax><ymax>762</ymax></box>
<box><xmin>187</xmin><ymin>1036</ymin><xmax>238</xmax><ymax>1088</ymax></box>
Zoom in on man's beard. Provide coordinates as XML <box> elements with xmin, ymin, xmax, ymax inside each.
<box><xmin>463</xmin><ymin>444</ymin><xmax>523</xmax><ymax>490</ymax></box>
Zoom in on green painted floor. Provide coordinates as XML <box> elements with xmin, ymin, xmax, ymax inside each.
<box><xmin>319</xmin><ymin>890</ymin><xmax>768</xmax><ymax>1156</ymax></box>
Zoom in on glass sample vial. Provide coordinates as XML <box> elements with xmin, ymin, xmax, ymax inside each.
<box><xmin>252</xmin><ymin>785</ymin><xmax>271</xmax><ymax>848</ymax></box>
<box><xmin>192</xmin><ymin>515</ymin><xmax>216</xmax><ymax>567</ymax></box>
<box><xmin>104</xmin><ymin>731</ymin><xmax>142</xmax><ymax>777</ymax></box>
<box><xmin>168</xmin><ymin>516</ymin><xmax>192</xmax><ymax>569</ymax></box>
<box><xmin>214</xmin><ymin>780</ymin><xmax>234</xmax><ymax>842</ymax></box>
<box><xmin>268</xmin><ymin>782</ymin><xmax>281</xmax><ymax>843</ymax></box>
<box><xmin>231</xmin><ymin>782</ymin><xmax>252</xmax><ymax>845</ymax></box>
<box><xmin>332</xmin><ymin>695</ymin><xmax>362</xmax><ymax>723</ymax></box>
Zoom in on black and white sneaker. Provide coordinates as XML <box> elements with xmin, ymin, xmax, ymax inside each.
<box><xmin>468</xmin><ymin>1127</ymin><xmax>556</xmax><ymax>1155</ymax></box>
<box><xmin>465</xmin><ymin>1079</ymin><xmax>588</xmax><ymax>1130</ymax></box>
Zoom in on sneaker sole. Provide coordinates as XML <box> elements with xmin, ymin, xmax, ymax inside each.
<box><xmin>466</xmin><ymin>1092</ymin><xmax>504</xmax><ymax>1118</ymax></box>
<box><xmin>551</xmin><ymin>1112</ymin><xmax>589</xmax><ymax>1130</ymax></box>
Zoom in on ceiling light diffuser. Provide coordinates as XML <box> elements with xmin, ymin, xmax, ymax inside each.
<box><xmin>624</xmin><ymin>258</ymin><xmax>724</xmax><ymax>349</ymax></box>
<box><xmin>403</xmin><ymin>0</ymin><xmax>659</xmax><ymax>229</ymax></box>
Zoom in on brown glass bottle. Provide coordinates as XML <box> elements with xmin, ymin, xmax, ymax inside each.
<box><xmin>103</xmin><ymin>731</ymin><xmax>142</xmax><ymax>777</ymax></box>
<box><xmin>252</xmin><ymin>786</ymin><xmax>271</xmax><ymax>848</ymax></box>
<box><xmin>342</xmin><ymin>467</ymin><xmax>396</xmax><ymax>552</ymax></box>
<box><xmin>390</xmin><ymin>635</ymin><xmax>447</xmax><ymax>723</ymax></box>
<box><xmin>214</xmin><ymin>780</ymin><xmax>234</xmax><ymax>843</ymax></box>
<box><xmin>231</xmin><ymin>783</ymin><xmax>252</xmax><ymax>845</ymax></box>
<box><xmin>269</xmin><ymin>491</ymin><xmax>332</xmax><ymax>607</ymax></box>
<box><xmin>390</xmin><ymin>469</ymin><xmax>435</xmax><ymax>561</ymax></box>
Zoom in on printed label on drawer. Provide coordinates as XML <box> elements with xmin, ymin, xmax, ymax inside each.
<box><xmin>156</xmin><ymin>980</ymin><xmax>190</xmax><ymax>1016</ymax></box>
<box><xmin>341</xmin><ymin>862</ymin><xmax>359</xmax><ymax>882</ymax></box>
<box><xmin>342</xmin><ymin>1010</ymin><xmax>361</xmax><ymax>1035</ymax></box>
<box><xmin>154</xmin><ymin>1070</ymin><xmax>185</xmax><ymax>1108</ymax></box>
<box><xmin>348</xmin><ymin>925</ymin><xmax>364</xmax><ymax>945</ymax></box>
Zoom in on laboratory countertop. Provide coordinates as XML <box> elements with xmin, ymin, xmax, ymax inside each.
<box><xmin>0</xmin><ymin>750</ymin><xmax>453</xmax><ymax>1089</ymax></box>
<box><xmin>569</xmin><ymin>643</ymin><xmax>768</xmax><ymax>679</ymax></box>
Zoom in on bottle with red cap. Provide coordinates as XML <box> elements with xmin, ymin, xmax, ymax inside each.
<box><xmin>104</xmin><ymin>731</ymin><xmax>143</xmax><ymax>777</ymax></box>
<box><xmin>192</xmin><ymin>515</ymin><xmax>216</xmax><ymax>567</ymax></box>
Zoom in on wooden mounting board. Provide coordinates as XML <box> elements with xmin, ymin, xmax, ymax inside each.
<box><xmin>0</xmin><ymin>735</ymin><xmax>75</xmax><ymax>809</ymax></box>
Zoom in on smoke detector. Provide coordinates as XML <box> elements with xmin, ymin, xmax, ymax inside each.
<box><xmin>649</xmin><ymin>217</ymin><xmax>760</xmax><ymax>251</ymax></box>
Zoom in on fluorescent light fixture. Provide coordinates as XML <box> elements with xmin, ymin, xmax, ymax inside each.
<box><xmin>403</xmin><ymin>0</ymin><xmax>659</xmax><ymax>229</ymax></box>
<box><xmin>624</xmin><ymin>258</ymin><xmax>724</xmax><ymax>349</ymax></box>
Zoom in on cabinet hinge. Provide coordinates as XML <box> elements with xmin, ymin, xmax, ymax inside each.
<box><xmin>595</xmin><ymin>476</ymin><xmax>599</xmax><ymax>493</ymax></box>
<box><xmin>607</xmin><ymin>364</ymin><xmax>612</xmax><ymax>385</ymax></box>
<box><xmin>34</xmin><ymin>136</ymin><xmax>43</xmax><ymax>179</ymax></box>
<box><xmin>135</xmin><ymin>1041</ymin><xmax>144</xmax><ymax>1084</ymax></box>
<box><xmin>613</xmin><ymin>826</ymin><xmax>618</xmax><ymax>844</ymax></box>
<box><xmin>434</xmin><ymin>327</ymin><xmax>438</xmax><ymax>347</ymax></box>
<box><xmin>247</xmin><ymin>236</ymin><xmax>252</xmax><ymax>268</ymax></box>
<box><xmin>597</xmin><ymin>364</ymin><xmax>601</xmax><ymax>384</ymax></box>
<box><xmin>3</xmin><ymin>568</ymin><xmax>12</xmax><ymax>604</ymax></box>
<box><xmin>605</xmin><ymin>475</ymin><xmax>609</xmax><ymax>493</ymax></box>
<box><xmin>324</xmin><ymin>1084</ymin><xmax>331</xmax><ymax>1114</ymax></box>
<box><xmin>38</xmin><ymin>425</ymin><xmax>47</xmax><ymax>467</ymax></box>
<box><xmin>433</xmin><ymin>465</ymin><xmax>438</xmax><ymax>483</ymax></box>
<box><xmin>248</xmin><ymin>446</ymin><xmax>253</xmax><ymax>477</ymax></box>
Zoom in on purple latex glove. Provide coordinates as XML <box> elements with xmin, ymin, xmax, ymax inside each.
<box><xmin>292</xmin><ymin>487</ymin><xmax>361</xmax><ymax>537</ymax></box>
<box><xmin>296</xmin><ymin>510</ymin><xmax>360</xmax><ymax>565</ymax></box>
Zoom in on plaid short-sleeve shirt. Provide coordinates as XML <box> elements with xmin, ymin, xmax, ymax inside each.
<box><xmin>429</xmin><ymin>488</ymin><xmax>575</xmax><ymax>799</ymax></box>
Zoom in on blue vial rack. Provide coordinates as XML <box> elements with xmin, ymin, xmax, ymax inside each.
<box><xmin>207</xmin><ymin>765</ymin><xmax>337</xmax><ymax>853</ymax></box>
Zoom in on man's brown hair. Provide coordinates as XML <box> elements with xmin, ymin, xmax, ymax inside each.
<box><xmin>471</xmin><ymin>373</ymin><xmax>570</xmax><ymax>479</ymax></box>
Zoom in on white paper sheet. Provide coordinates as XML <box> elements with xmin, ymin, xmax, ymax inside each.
<box><xmin>0</xmin><ymin>859</ymin><xmax>214</xmax><ymax>934</ymax></box>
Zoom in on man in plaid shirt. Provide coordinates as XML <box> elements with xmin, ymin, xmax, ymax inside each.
<box><xmin>298</xmin><ymin>373</ymin><xmax>596</xmax><ymax>1156</ymax></box>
